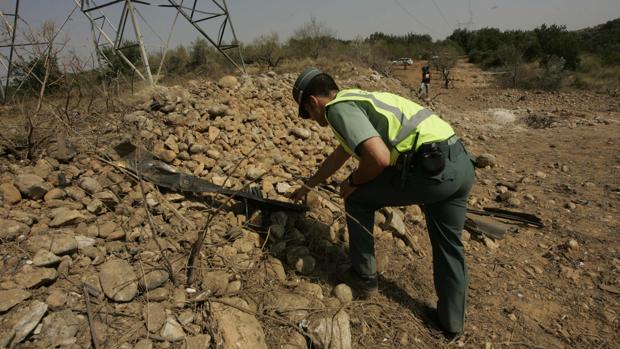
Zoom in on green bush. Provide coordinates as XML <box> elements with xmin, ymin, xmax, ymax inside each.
<box><xmin>98</xmin><ymin>41</ymin><xmax>142</xmax><ymax>79</ymax></box>
<box><xmin>12</xmin><ymin>54</ymin><xmax>63</xmax><ymax>94</ymax></box>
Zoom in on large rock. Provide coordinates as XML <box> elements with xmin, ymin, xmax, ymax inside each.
<box><xmin>40</xmin><ymin>309</ymin><xmax>81</xmax><ymax>347</ymax></box>
<box><xmin>75</xmin><ymin>235</ymin><xmax>96</xmax><ymax>249</ymax></box>
<box><xmin>14</xmin><ymin>174</ymin><xmax>52</xmax><ymax>199</ymax></box>
<box><xmin>138</xmin><ymin>269</ymin><xmax>170</xmax><ymax>291</ymax></box>
<box><xmin>49</xmin><ymin>208</ymin><xmax>85</xmax><ymax>227</ymax></box>
<box><xmin>32</xmin><ymin>249</ymin><xmax>61</xmax><ymax>267</ymax></box>
<box><xmin>382</xmin><ymin>207</ymin><xmax>407</xmax><ymax>236</ymax></box>
<box><xmin>278</xmin><ymin>331</ymin><xmax>307</xmax><ymax>349</ymax></box>
<box><xmin>264</xmin><ymin>292</ymin><xmax>312</xmax><ymax>322</ymax></box>
<box><xmin>211</xmin><ymin>297</ymin><xmax>268</xmax><ymax>349</ymax></box>
<box><xmin>155</xmin><ymin>148</ymin><xmax>177</xmax><ymax>163</ymax></box>
<box><xmin>46</xmin><ymin>289</ymin><xmax>68</xmax><ymax>311</ymax></box>
<box><xmin>87</xmin><ymin>198</ymin><xmax>105</xmax><ymax>214</ymax></box>
<box><xmin>93</xmin><ymin>191</ymin><xmax>119</xmax><ymax>209</ymax></box>
<box><xmin>333</xmin><ymin>284</ymin><xmax>353</xmax><ymax>303</ymax></box>
<box><xmin>290</xmin><ymin>127</ymin><xmax>312</xmax><ymax>140</ymax></box>
<box><xmin>296</xmin><ymin>281</ymin><xmax>324</xmax><ymax>300</ymax></box>
<box><xmin>47</xmin><ymin>134</ymin><xmax>76</xmax><ymax>162</ymax></box>
<box><xmin>99</xmin><ymin>259</ymin><xmax>138</xmax><ymax>302</ymax></box>
<box><xmin>15</xmin><ymin>265</ymin><xmax>58</xmax><ymax>288</ymax></box>
<box><xmin>160</xmin><ymin>316</ymin><xmax>185</xmax><ymax>341</ymax></box>
<box><xmin>306</xmin><ymin>310</ymin><xmax>352</xmax><ymax>349</ymax></box>
<box><xmin>259</xmin><ymin>257</ymin><xmax>286</xmax><ymax>282</ymax></box>
<box><xmin>189</xmin><ymin>143</ymin><xmax>207</xmax><ymax>154</ymax></box>
<box><xmin>143</xmin><ymin>302</ymin><xmax>166</xmax><ymax>333</ymax></box>
<box><xmin>475</xmin><ymin>153</ymin><xmax>496</xmax><ymax>168</ymax></box>
<box><xmin>218</xmin><ymin>75</ymin><xmax>238</xmax><ymax>88</ymax></box>
<box><xmin>183</xmin><ymin>334</ymin><xmax>212</xmax><ymax>349</ymax></box>
<box><xmin>202</xmin><ymin>271</ymin><xmax>231</xmax><ymax>296</ymax></box>
<box><xmin>207</xmin><ymin>104</ymin><xmax>230</xmax><ymax>117</ymax></box>
<box><xmin>0</xmin><ymin>289</ymin><xmax>31</xmax><ymax>313</ymax></box>
<box><xmin>24</xmin><ymin>233</ymin><xmax>80</xmax><ymax>255</ymax></box>
<box><xmin>0</xmin><ymin>183</ymin><xmax>22</xmax><ymax>204</ymax></box>
<box><xmin>208</xmin><ymin>126</ymin><xmax>220</xmax><ymax>141</ymax></box>
<box><xmin>44</xmin><ymin>188</ymin><xmax>65</xmax><ymax>202</ymax></box>
<box><xmin>295</xmin><ymin>255</ymin><xmax>316</xmax><ymax>275</ymax></box>
<box><xmin>79</xmin><ymin>177</ymin><xmax>102</xmax><ymax>194</ymax></box>
<box><xmin>33</xmin><ymin>159</ymin><xmax>53</xmax><ymax>178</ymax></box>
<box><xmin>134</xmin><ymin>339</ymin><xmax>154</xmax><ymax>349</ymax></box>
<box><xmin>1</xmin><ymin>219</ymin><xmax>30</xmax><ymax>240</ymax></box>
<box><xmin>246</xmin><ymin>167</ymin><xmax>267</xmax><ymax>180</ymax></box>
<box><xmin>0</xmin><ymin>300</ymin><xmax>48</xmax><ymax>347</ymax></box>
<box><xmin>50</xmin><ymin>233</ymin><xmax>78</xmax><ymax>255</ymax></box>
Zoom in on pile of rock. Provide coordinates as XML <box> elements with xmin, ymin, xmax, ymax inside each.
<box><xmin>0</xmin><ymin>67</ymin><xmax>417</xmax><ymax>348</ymax></box>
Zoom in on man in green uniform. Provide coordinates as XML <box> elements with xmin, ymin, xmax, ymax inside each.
<box><xmin>289</xmin><ymin>67</ymin><xmax>475</xmax><ymax>336</ymax></box>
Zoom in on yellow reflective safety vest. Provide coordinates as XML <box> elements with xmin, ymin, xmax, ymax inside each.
<box><xmin>325</xmin><ymin>89</ymin><xmax>454</xmax><ymax>165</ymax></box>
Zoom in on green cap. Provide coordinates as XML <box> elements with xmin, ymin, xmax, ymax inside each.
<box><xmin>292</xmin><ymin>67</ymin><xmax>321</xmax><ymax>118</ymax></box>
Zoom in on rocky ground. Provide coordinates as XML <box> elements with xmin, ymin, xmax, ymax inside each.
<box><xmin>0</xmin><ymin>60</ymin><xmax>618</xmax><ymax>349</ymax></box>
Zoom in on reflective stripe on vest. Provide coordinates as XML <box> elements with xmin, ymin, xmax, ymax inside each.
<box><xmin>325</xmin><ymin>89</ymin><xmax>454</xmax><ymax>164</ymax></box>
<box><xmin>336</xmin><ymin>91</ymin><xmax>435</xmax><ymax>147</ymax></box>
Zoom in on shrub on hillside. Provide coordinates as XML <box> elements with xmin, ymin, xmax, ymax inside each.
<box><xmin>572</xmin><ymin>54</ymin><xmax>620</xmax><ymax>92</ymax></box>
<box><xmin>244</xmin><ymin>33</ymin><xmax>285</xmax><ymax>68</ymax></box>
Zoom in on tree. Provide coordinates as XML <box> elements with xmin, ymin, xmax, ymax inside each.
<box><xmin>534</xmin><ymin>24</ymin><xmax>580</xmax><ymax>70</ymax></box>
<box><xmin>245</xmin><ymin>33</ymin><xmax>285</xmax><ymax>67</ymax></box>
<box><xmin>13</xmin><ymin>54</ymin><xmax>62</xmax><ymax>94</ymax></box>
<box><xmin>189</xmin><ymin>38</ymin><xmax>210</xmax><ymax>68</ymax></box>
<box><xmin>12</xmin><ymin>21</ymin><xmax>65</xmax><ymax>95</ymax></box>
<box><xmin>578</xmin><ymin>18</ymin><xmax>620</xmax><ymax>66</ymax></box>
<box><xmin>165</xmin><ymin>45</ymin><xmax>190</xmax><ymax>74</ymax></box>
<box><xmin>432</xmin><ymin>41</ymin><xmax>461</xmax><ymax>88</ymax></box>
<box><xmin>448</xmin><ymin>28</ymin><xmax>472</xmax><ymax>53</ymax></box>
<box><xmin>287</xmin><ymin>16</ymin><xmax>335</xmax><ymax>59</ymax></box>
<box><xmin>98</xmin><ymin>41</ymin><xmax>142</xmax><ymax>80</ymax></box>
<box><xmin>497</xmin><ymin>44</ymin><xmax>525</xmax><ymax>88</ymax></box>
<box><xmin>539</xmin><ymin>55</ymin><xmax>566</xmax><ymax>90</ymax></box>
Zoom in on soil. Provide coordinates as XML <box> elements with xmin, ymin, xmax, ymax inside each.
<box><xmin>0</xmin><ymin>59</ymin><xmax>618</xmax><ymax>349</ymax></box>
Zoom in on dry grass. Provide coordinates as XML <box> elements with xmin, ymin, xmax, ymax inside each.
<box><xmin>571</xmin><ymin>55</ymin><xmax>620</xmax><ymax>94</ymax></box>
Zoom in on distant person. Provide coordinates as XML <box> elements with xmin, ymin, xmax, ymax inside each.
<box><xmin>418</xmin><ymin>64</ymin><xmax>431</xmax><ymax>98</ymax></box>
<box><xmin>289</xmin><ymin>67</ymin><xmax>475</xmax><ymax>338</ymax></box>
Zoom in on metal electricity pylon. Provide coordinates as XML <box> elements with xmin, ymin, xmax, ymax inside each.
<box><xmin>0</xmin><ymin>0</ymin><xmax>47</xmax><ymax>103</ymax></box>
<box><xmin>79</xmin><ymin>0</ymin><xmax>245</xmax><ymax>86</ymax></box>
<box><xmin>1</xmin><ymin>0</ymin><xmax>245</xmax><ymax>103</ymax></box>
<box><xmin>78</xmin><ymin>0</ymin><xmax>154</xmax><ymax>84</ymax></box>
<box><xmin>160</xmin><ymin>0</ymin><xmax>245</xmax><ymax>72</ymax></box>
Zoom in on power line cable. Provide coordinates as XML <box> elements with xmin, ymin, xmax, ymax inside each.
<box><xmin>391</xmin><ymin>0</ymin><xmax>439</xmax><ymax>37</ymax></box>
<box><xmin>429</xmin><ymin>0</ymin><xmax>453</xmax><ymax>31</ymax></box>
<box><xmin>135</xmin><ymin>6</ymin><xmax>165</xmax><ymax>44</ymax></box>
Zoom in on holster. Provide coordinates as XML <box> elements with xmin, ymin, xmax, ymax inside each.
<box><xmin>396</xmin><ymin>134</ymin><xmax>452</xmax><ymax>188</ymax></box>
<box><xmin>418</xmin><ymin>143</ymin><xmax>446</xmax><ymax>176</ymax></box>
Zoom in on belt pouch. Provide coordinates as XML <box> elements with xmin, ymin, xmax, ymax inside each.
<box><xmin>420</xmin><ymin>144</ymin><xmax>446</xmax><ymax>175</ymax></box>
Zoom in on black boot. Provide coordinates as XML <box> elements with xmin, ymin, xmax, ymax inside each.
<box><xmin>335</xmin><ymin>268</ymin><xmax>379</xmax><ymax>298</ymax></box>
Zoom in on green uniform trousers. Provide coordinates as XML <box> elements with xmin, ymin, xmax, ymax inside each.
<box><xmin>344</xmin><ymin>140</ymin><xmax>475</xmax><ymax>333</ymax></box>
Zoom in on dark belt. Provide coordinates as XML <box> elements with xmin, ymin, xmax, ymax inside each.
<box><xmin>394</xmin><ymin>135</ymin><xmax>461</xmax><ymax>170</ymax></box>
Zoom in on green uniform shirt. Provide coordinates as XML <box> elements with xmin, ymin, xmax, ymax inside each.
<box><xmin>326</xmin><ymin>101</ymin><xmax>390</xmax><ymax>154</ymax></box>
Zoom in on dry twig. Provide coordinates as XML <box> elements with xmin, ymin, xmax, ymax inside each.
<box><xmin>82</xmin><ymin>283</ymin><xmax>101</xmax><ymax>349</ymax></box>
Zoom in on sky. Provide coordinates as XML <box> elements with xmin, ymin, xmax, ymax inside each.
<box><xmin>1</xmin><ymin>0</ymin><xmax>619</xmax><ymax>65</ymax></box>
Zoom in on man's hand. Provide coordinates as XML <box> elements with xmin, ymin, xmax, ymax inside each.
<box><xmin>289</xmin><ymin>186</ymin><xmax>310</xmax><ymax>202</ymax></box>
<box><xmin>289</xmin><ymin>146</ymin><xmax>350</xmax><ymax>203</ymax></box>
<box><xmin>340</xmin><ymin>181</ymin><xmax>357</xmax><ymax>200</ymax></box>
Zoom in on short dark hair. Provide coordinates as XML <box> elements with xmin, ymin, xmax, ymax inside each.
<box><xmin>299</xmin><ymin>73</ymin><xmax>339</xmax><ymax>118</ymax></box>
